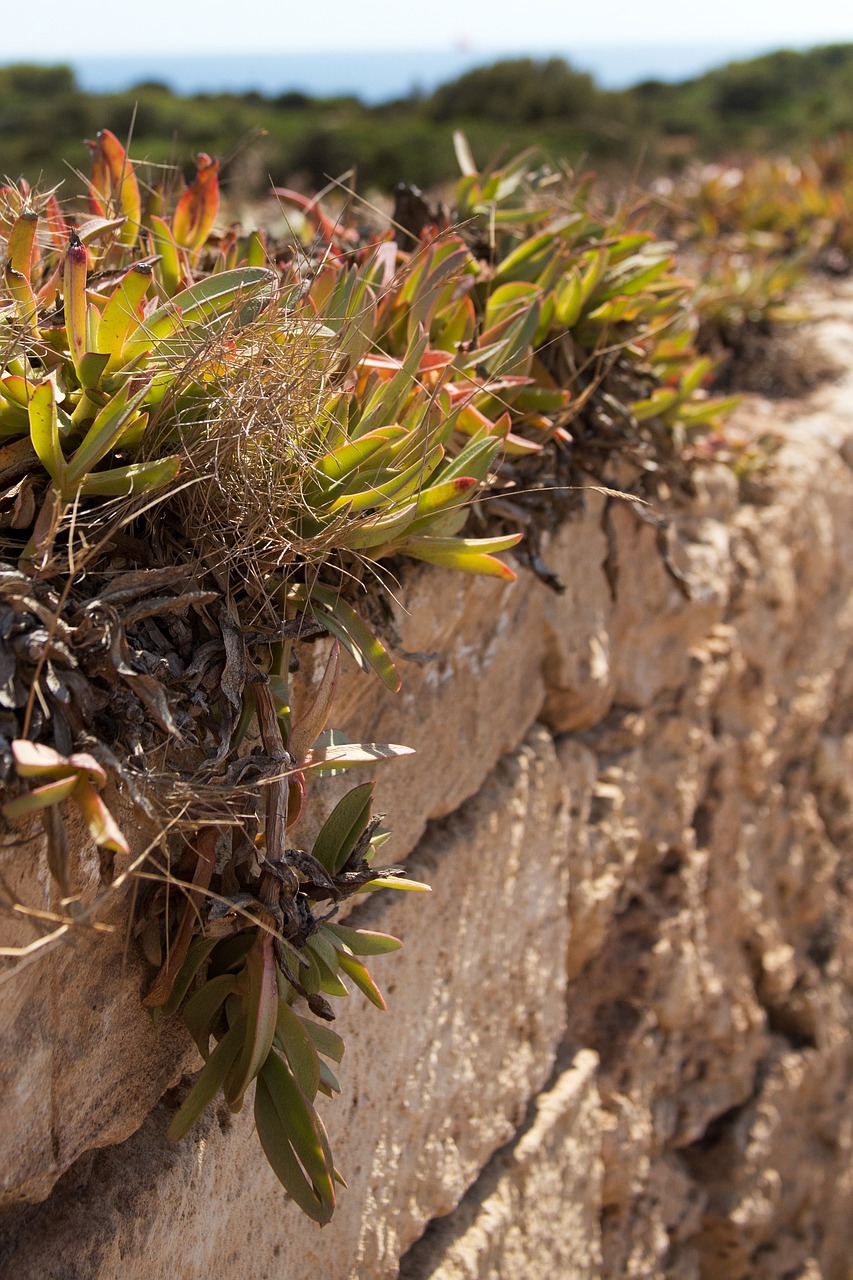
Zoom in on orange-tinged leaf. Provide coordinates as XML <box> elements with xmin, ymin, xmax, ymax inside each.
<box><xmin>311</xmin><ymin>781</ymin><xmax>374</xmax><ymax>874</ymax></box>
<box><xmin>172</xmin><ymin>153</ymin><xmax>220</xmax><ymax>252</ymax></box>
<box><xmin>147</xmin><ymin>215</ymin><xmax>182</xmax><ymax>297</ymax></box>
<box><xmin>324</xmin><ymin>924</ymin><xmax>402</xmax><ymax>955</ymax></box>
<box><xmin>87</xmin><ymin>129</ymin><xmax>141</xmax><ymax>248</ymax></box>
<box><xmin>65</xmin><ymin>752</ymin><xmax>108</xmax><ymax>787</ymax></box>
<box><xmin>43</xmin><ymin>194</ymin><xmax>68</xmax><ymax>249</ymax></box>
<box><xmin>96</xmin><ymin>264</ymin><xmax>154</xmax><ymax>366</ymax></box>
<box><xmin>4</xmin><ymin>264</ymin><xmax>39</xmax><ymax>335</ymax></box>
<box><xmin>11</xmin><ymin>740</ymin><xmax>72</xmax><ymax>778</ymax></box>
<box><xmin>336</xmin><ymin>950</ymin><xmax>386</xmax><ymax>1009</ymax></box>
<box><xmin>72</xmin><ymin>779</ymin><xmax>129</xmax><ymax>854</ymax></box>
<box><xmin>2</xmin><ymin>775</ymin><xmax>79</xmax><ymax>819</ymax></box>
<box><xmin>27</xmin><ymin>381</ymin><xmax>64</xmax><ymax>484</ymax></box>
<box><xmin>275</xmin><ymin>999</ymin><xmax>321</xmax><ymax>1100</ymax></box>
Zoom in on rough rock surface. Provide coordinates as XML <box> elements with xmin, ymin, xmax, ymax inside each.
<box><xmin>4</xmin><ymin>287</ymin><xmax>853</xmax><ymax>1278</ymax></box>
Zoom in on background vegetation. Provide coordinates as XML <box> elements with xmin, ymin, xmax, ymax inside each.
<box><xmin>4</xmin><ymin>44</ymin><xmax>853</xmax><ymax>196</ymax></box>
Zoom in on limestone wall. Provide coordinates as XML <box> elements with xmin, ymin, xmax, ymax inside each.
<box><xmin>3</xmin><ymin>299</ymin><xmax>853</xmax><ymax>1279</ymax></box>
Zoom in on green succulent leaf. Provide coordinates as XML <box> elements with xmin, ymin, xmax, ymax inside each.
<box><xmin>2</xmin><ymin>775</ymin><xmax>79</xmax><ymax>818</ymax></box>
<box><xmin>318</xmin><ymin>1059</ymin><xmax>343</xmax><ymax>1097</ymax></box>
<box><xmin>303</xmin><ymin>586</ymin><xmax>400</xmax><ymax>692</ymax></box>
<box><xmin>311</xmin><ymin>781</ymin><xmax>374</xmax><ymax>874</ymax></box>
<box><xmin>306</xmin><ymin>940</ymin><xmax>350</xmax><ymax>998</ymax></box>
<box><xmin>159</xmin><ymin>935</ymin><xmax>220</xmax><ymax>1018</ymax></box>
<box><xmin>401</xmin><ymin>532</ymin><xmax>523</xmax><ymax>579</ymax></box>
<box><xmin>300</xmin><ymin>1018</ymin><xmax>345</xmax><ymax>1064</ymax></box>
<box><xmin>324</xmin><ymin>924</ymin><xmax>403</xmax><ymax>956</ymax></box>
<box><xmin>335</xmin><ymin>950</ymin><xmax>387</xmax><ymax>1010</ymax></box>
<box><xmin>63</xmin><ymin>382</ymin><xmax>151</xmax><ymax>487</ymax></box>
<box><xmin>222</xmin><ymin>935</ymin><xmax>279</xmax><ymax>1107</ymax></box>
<box><xmin>166</xmin><ymin>1018</ymin><xmax>245</xmax><ymax>1142</ymax></box>
<box><xmin>27</xmin><ymin>381</ymin><xmax>64</xmax><ymax>484</ymax></box>
<box><xmin>182</xmin><ymin>974</ymin><xmax>239</xmax><ymax>1059</ymax></box>
<box><xmin>76</xmin><ymin>456</ymin><xmax>180</xmax><ymax>497</ymax></box>
<box><xmin>254</xmin><ymin>1054</ymin><xmax>336</xmax><ymax>1224</ymax></box>
<box><xmin>275</xmin><ymin>999</ymin><xmax>321</xmax><ymax>1101</ymax></box>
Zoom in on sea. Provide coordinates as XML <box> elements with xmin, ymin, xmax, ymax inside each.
<box><xmin>31</xmin><ymin>43</ymin><xmax>826</xmax><ymax>102</ymax></box>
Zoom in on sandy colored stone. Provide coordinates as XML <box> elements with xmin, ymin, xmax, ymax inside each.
<box><xmin>0</xmin><ymin>727</ymin><xmax>573</xmax><ymax>1279</ymax></box>
<box><xmin>397</xmin><ymin>1049</ymin><xmax>603</xmax><ymax>1280</ymax></box>
<box><xmin>554</xmin><ymin>378</ymin><xmax>853</xmax><ymax>1276</ymax></box>
<box><xmin>293</xmin><ymin>494</ymin><xmax>618</xmax><ymax>862</ymax></box>
<box><xmin>0</xmin><ymin>803</ymin><xmax>194</xmax><ymax>1207</ymax></box>
<box><xmin>7</xmin><ymin>286</ymin><xmax>853</xmax><ymax>1278</ymax></box>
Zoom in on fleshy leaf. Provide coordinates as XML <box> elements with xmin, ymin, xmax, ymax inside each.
<box><xmin>311</xmin><ymin>781</ymin><xmax>374</xmax><ymax>874</ymax></box>
<box><xmin>172</xmin><ymin>153</ymin><xmax>220</xmax><ymax>252</ymax></box>
<box><xmin>223</xmin><ymin>934</ymin><xmax>279</xmax><ymax>1107</ymax></box>
<box><xmin>255</xmin><ymin>1052</ymin><xmax>336</xmax><ymax>1223</ymax></box>
<box><xmin>324</xmin><ymin>924</ymin><xmax>403</xmax><ymax>956</ymax></box>
<box><xmin>275</xmin><ymin>999</ymin><xmax>321</xmax><ymax>1100</ymax></box>
<box><xmin>2</xmin><ymin>775</ymin><xmax>79</xmax><ymax>818</ymax></box>
<box><xmin>336</xmin><ymin>950</ymin><xmax>387</xmax><ymax>1010</ymax></box>
<box><xmin>166</xmin><ymin>1019</ymin><xmax>244</xmax><ymax>1142</ymax></box>
<box><xmin>182</xmin><ymin>974</ymin><xmax>239</xmax><ymax>1059</ymax></box>
<box><xmin>71</xmin><ymin>779</ymin><xmax>129</xmax><ymax>854</ymax></box>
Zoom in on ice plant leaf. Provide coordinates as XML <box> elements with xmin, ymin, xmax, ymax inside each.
<box><xmin>166</xmin><ymin>1019</ymin><xmax>245</xmax><ymax>1142</ymax></box>
<box><xmin>318</xmin><ymin>1060</ymin><xmax>342</xmax><ymax>1097</ymax></box>
<box><xmin>172</xmin><ymin>153</ymin><xmax>220</xmax><ymax>252</ymax></box>
<box><xmin>64</xmin><ymin>382</ymin><xmax>152</xmax><ymax>487</ymax></box>
<box><xmin>11</xmin><ymin>740</ymin><xmax>72</xmax><ymax>778</ymax></box>
<box><xmin>300</xmin><ymin>1018</ymin><xmax>345</xmax><ymax>1064</ymax></box>
<box><xmin>122</xmin><ymin>267</ymin><xmax>275</xmax><ymax>360</ymax></box>
<box><xmin>182</xmin><ymin>975</ymin><xmax>239</xmax><ymax>1060</ymax></box>
<box><xmin>336</xmin><ymin>950</ymin><xmax>387</xmax><ymax>1010</ymax></box>
<box><xmin>304</xmin><ymin>587</ymin><xmax>400</xmax><ymax>692</ymax></box>
<box><xmin>63</xmin><ymin>233</ymin><xmax>89</xmax><ymax>372</ymax></box>
<box><xmin>147</xmin><ymin>215</ymin><xmax>182</xmax><ymax>297</ymax></box>
<box><xmin>4</xmin><ymin>265</ymin><xmax>39</xmax><ymax>336</ymax></box>
<box><xmin>72</xmin><ymin>779</ymin><xmax>130</xmax><ymax>855</ymax></box>
<box><xmin>7</xmin><ymin>210</ymin><xmax>38</xmax><ymax>280</ymax></box>
<box><xmin>87</xmin><ymin>129</ymin><xmax>141</xmax><ymax>248</ymax></box>
<box><xmin>254</xmin><ymin>1063</ymin><xmax>335</xmax><ymax>1224</ymax></box>
<box><xmin>27</xmin><ymin>380</ymin><xmax>64</xmax><ymax>484</ymax></box>
<box><xmin>96</xmin><ymin>263</ymin><xmax>154</xmax><ymax>366</ymax></box>
<box><xmin>324</xmin><ymin>925</ymin><xmax>403</xmax><ymax>956</ymax></box>
<box><xmin>357</xmin><ymin>876</ymin><xmax>432</xmax><ymax>893</ymax></box>
<box><xmin>307</xmin><ymin>943</ymin><xmax>349</xmax><ymax>998</ymax></box>
<box><xmin>77</xmin><ymin>456</ymin><xmax>180</xmax><ymax>497</ymax></box>
<box><xmin>401</xmin><ymin>532</ymin><xmax>523</xmax><ymax>579</ymax></box>
<box><xmin>157</xmin><ymin>936</ymin><xmax>221</xmax><ymax>1020</ymax></box>
<box><xmin>275</xmin><ymin>999</ymin><xmax>321</xmax><ymax>1101</ymax></box>
<box><xmin>311</xmin><ymin>781</ymin><xmax>374</xmax><ymax>874</ymax></box>
<box><xmin>261</xmin><ymin>1051</ymin><xmax>336</xmax><ymax>1209</ymax></box>
<box><xmin>2</xmin><ymin>775</ymin><xmax>79</xmax><ymax>818</ymax></box>
<box><xmin>222</xmin><ymin>934</ymin><xmax>279</xmax><ymax>1107</ymax></box>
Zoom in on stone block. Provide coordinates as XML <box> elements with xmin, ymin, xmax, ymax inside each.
<box><xmin>397</xmin><ymin>1050</ymin><xmax>603</xmax><ymax>1280</ymax></box>
<box><xmin>1</xmin><ymin>728</ymin><xmax>573</xmax><ymax>1279</ymax></box>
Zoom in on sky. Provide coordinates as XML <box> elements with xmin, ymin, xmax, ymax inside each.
<box><xmin>5</xmin><ymin>0</ymin><xmax>853</xmax><ymax>57</ymax></box>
